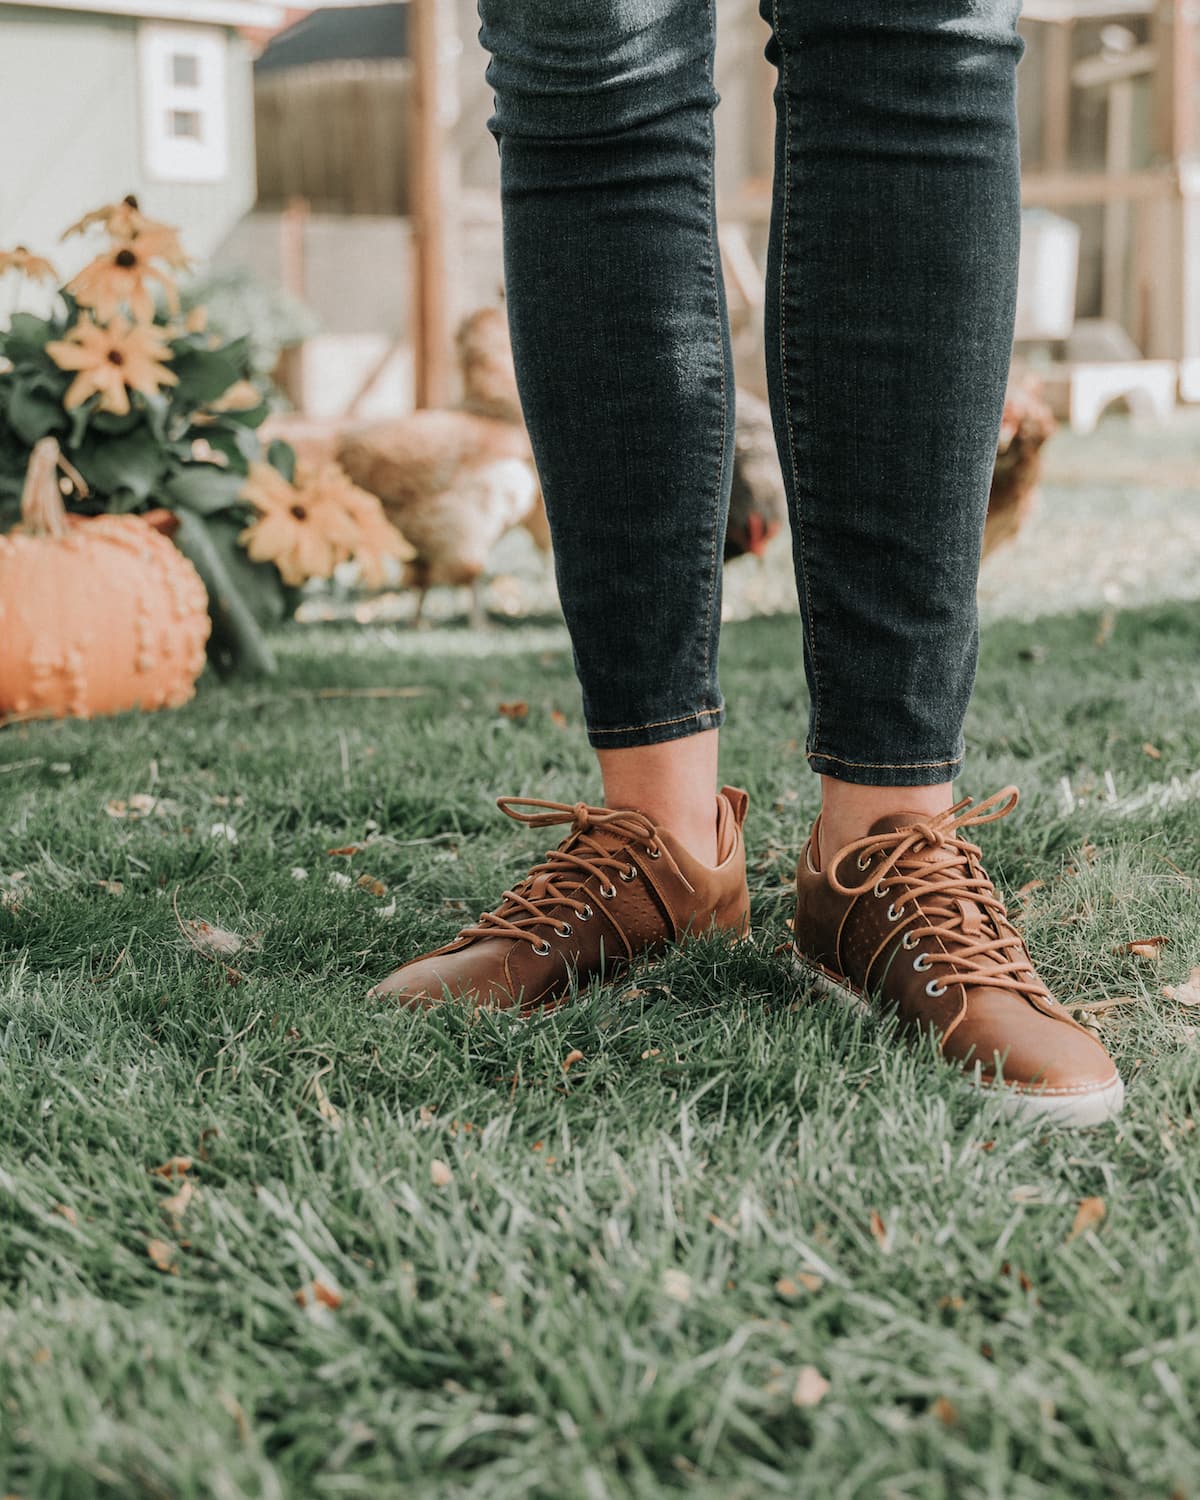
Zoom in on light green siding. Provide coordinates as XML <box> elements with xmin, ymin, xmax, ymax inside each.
<box><xmin>0</xmin><ymin>5</ymin><xmax>256</xmax><ymax>264</ymax></box>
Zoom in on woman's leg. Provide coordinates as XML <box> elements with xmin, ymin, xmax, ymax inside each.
<box><xmin>769</xmin><ymin>3</ymin><xmax>1122</xmax><ymax>1124</ymax></box>
<box><xmin>478</xmin><ymin>0</ymin><xmax>733</xmax><ymax>863</ymax></box>
<box><xmin>760</xmin><ymin>0</ymin><xmax>1025</xmax><ymax>853</ymax></box>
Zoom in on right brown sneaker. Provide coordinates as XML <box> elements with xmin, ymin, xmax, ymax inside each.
<box><xmin>370</xmin><ymin>787</ymin><xmax>752</xmax><ymax>1013</ymax></box>
<box><xmin>790</xmin><ymin>787</ymin><xmax>1124</xmax><ymax>1127</ymax></box>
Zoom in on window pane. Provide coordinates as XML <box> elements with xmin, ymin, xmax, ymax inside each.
<box><xmin>171</xmin><ymin>52</ymin><xmax>200</xmax><ymax>87</ymax></box>
<box><xmin>169</xmin><ymin>109</ymin><xmax>203</xmax><ymax>140</ymax></box>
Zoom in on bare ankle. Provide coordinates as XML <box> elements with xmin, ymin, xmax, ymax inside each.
<box><xmin>596</xmin><ymin>729</ymin><xmax>720</xmax><ymax>865</ymax></box>
<box><xmin>817</xmin><ymin>776</ymin><xmax>954</xmax><ymax>869</ymax></box>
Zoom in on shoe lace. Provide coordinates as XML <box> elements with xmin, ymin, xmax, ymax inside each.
<box><xmin>826</xmin><ymin>786</ymin><xmax>1050</xmax><ymax>1005</ymax></box>
<box><xmin>456</xmin><ymin>797</ymin><xmax>660</xmax><ymax>949</ymax></box>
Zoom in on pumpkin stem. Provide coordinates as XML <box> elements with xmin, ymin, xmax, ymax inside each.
<box><xmin>20</xmin><ymin>438</ymin><xmax>88</xmax><ymax>538</ymax></box>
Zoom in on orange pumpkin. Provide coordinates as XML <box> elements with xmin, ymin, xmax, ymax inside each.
<box><xmin>0</xmin><ymin>438</ymin><xmax>210</xmax><ymax>722</ymax></box>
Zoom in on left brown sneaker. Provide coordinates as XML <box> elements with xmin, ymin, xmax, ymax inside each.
<box><xmin>790</xmin><ymin>786</ymin><xmax>1123</xmax><ymax>1127</ymax></box>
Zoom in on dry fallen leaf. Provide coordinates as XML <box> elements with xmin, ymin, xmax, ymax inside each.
<box><xmin>869</xmin><ymin>1210</ymin><xmax>891</xmax><ymax>1252</ymax></box>
<box><xmin>356</xmin><ymin>874</ymin><xmax>387</xmax><ymax>898</ymax></box>
<box><xmin>931</xmin><ymin>1396</ymin><xmax>958</xmax><ymax>1426</ymax></box>
<box><xmin>147</xmin><ymin>1238</ymin><xmax>177</xmax><ymax>1274</ymax></box>
<box><xmin>1067</xmin><ymin>1196</ymin><xmax>1106</xmax><ymax>1242</ymax></box>
<box><xmin>1142</xmin><ymin>742</ymin><xmax>1162</xmax><ymax>760</ymax></box>
<box><xmin>295</xmin><ymin>1279</ymin><xmax>342</xmax><ymax>1310</ymax></box>
<box><xmin>161</xmin><ymin>1178</ymin><xmax>195</xmax><ymax>1230</ymax></box>
<box><xmin>776</xmin><ymin>1272</ymin><xmax>824</xmax><ymax>1300</ymax></box>
<box><xmin>181</xmin><ymin>919</ymin><xmax>245</xmax><ymax>959</ymax></box>
<box><xmin>106</xmin><ymin>793</ymin><xmax>175</xmax><ymax>820</ymax></box>
<box><xmin>792</xmin><ymin>1365</ymin><xmax>830</xmax><ymax>1408</ymax></box>
<box><xmin>497</xmin><ymin>701</ymin><xmax>529</xmax><ymax>720</ymax></box>
<box><xmin>1164</xmin><ymin>968</ymin><xmax>1200</xmax><ymax>1007</ymax></box>
<box><xmin>431</xmin><ymin>1158</ymin><xmax>453</xmax><ymax>1188</ymax></box>
<box><xmin>326</xmin><ymin>844</ymin><xmax>364</xmax><ymax>857</ymax></box>
<box><xmin>1017</xmin><ymin>879</ymin><xmax>1045</xmax><ymax>898</ymax></box>
<box><xmin>313</xmin><ymin>1078</ymin><xmax>342</xmax><ymax>1130</ymax></box>
<box><xmin>1118</xmin><ymin>936</ymin><xmax>1169</xmax><ymax>960</ymax></box>
<box><xmin>549</xmin><ymin>709</ymin><xmax>568</xmax><ymax>729</ymax></box>
<box><xmin>662</xmin><ymin>1268</ymin><xmax>692</xmax><ymax>1304</ymax></box>
<box><xmin>562</xmin><ymin>1049</ymin><xmax>584</xmax><ymax>1072</ymax></box>
<box><xmin>52</xmin><ymin>1203</ymin><xmax>78</xmax><ymax>1227</ymax></box>
<box><xmin>96</xmin><ymin>879</ymin><xmax>124</xmax><ymax>896</ymax></box>
<box><xmin>150</xmin><ymin>1156</ymin><xmax>192</xmax><ymax>1179</ymax></box>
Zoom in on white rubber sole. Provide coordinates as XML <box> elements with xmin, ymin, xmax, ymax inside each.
<box><xmin>790</xmin><ymin>947</ymin><xmax>1125</xmax><ymax>1129</ymax></box>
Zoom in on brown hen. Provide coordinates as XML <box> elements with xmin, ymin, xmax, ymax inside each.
<box><xmin>336</xmin><ymin>307</ymin><xmax>544</xmax><ymax>626</ymax></box>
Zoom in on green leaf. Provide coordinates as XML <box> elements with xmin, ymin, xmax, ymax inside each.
<box><xmin>164</xmin><ymin>463</ymin><xmax>248</xmax><ymax>516</ymax></box>
<box><xmin>171</xmin><ymin>509</ymin><xmax>280</xmax><ymax>678</ymax></box>
<box><xmin>75</xmin><ymin>425</ymin><xmax>166</xmax><ymax>504</ymax></box>
<box><xmin>5</xmin><ymin>381</ymin><xmax>67</xmax><ymax>445</ymax></box>
<box><xmin>266</xmin><ymin>440</ymin><xmax>296</xmax><ymax>483</ymax></box>
<box><xmin>1</xmin><ymin>312</ymin><xmax>56</xmax><ymax>366</ymax></box>
<box><xmin>169</xmin><ymin>345</ymin><xmax>243</xmax><ymax>408</ymax></box>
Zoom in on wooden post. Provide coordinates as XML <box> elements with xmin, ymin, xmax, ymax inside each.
<box><xmin>275</xmin><ymin>196</ymin><xmax>309</xmax><ymax>412</ymax></box>
<box><xmin>1043</xmin><ymin>19</ymin><xmax>1074</xmax><ymax>170</ymax></box>
<box><xmin>411</xmin><ymin>0</ymin><xmax>452</xmax><ymax>410</ymax></box>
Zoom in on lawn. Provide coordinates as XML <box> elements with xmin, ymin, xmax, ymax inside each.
<box><xmin>3</xmin><ymin>436</ymin><xmax>1200</xmax><ymax>1497</ymax></box>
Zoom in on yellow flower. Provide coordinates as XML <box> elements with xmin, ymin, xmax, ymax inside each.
<box><xmin>62</xmin><ymin>195</ymin><xmax>189</xmax><ymax>269</ymax></box>
<box><xmin>0</xmin><ymin>245</ymin><xmax>58</xmax><ymax>283</ymax></box>
<box><xmin>46</xmin><ymin>315</ymin><xmax>177</xmax><ymax>416</ymax></box>
<box><xmin>239</xmin><ymin>461</ymin><xmax>361</xmax><ymax>587</ymax></box>
<box><xmin>69</xmin><ymin>240</ymin><xmax>179</xmax><ymax>324</ymax></box>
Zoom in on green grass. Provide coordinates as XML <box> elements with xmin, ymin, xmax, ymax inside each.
<box><xmin>3</xmin><ymin>594</ymin><xmax>1200</xmax><ymax>1499</ymax></box>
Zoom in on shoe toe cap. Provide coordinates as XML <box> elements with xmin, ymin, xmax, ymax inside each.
<box><xmin>367</xmin><ymin>950</ymin><xmax>519</xmax><ymax>1011</ymax></box>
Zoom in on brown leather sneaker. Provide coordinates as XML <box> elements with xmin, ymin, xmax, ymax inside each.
<box><xmin>371</xmin><ymin>786</ymin><xmax>752</xmax><ymax>1012</ymax></box>
<box><xmin>790</xmin><ymin>786</ymin><xmax>1123</xmax><ymax>1127</ymax></box>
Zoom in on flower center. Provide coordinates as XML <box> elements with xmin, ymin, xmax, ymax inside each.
<box><xmin>107</xmin><ymin>349</ymin><xmax>126</xmax><ymax>366</ymax></box>
<box><xmin>115</xmin><ymin>248</ymin><xmax>138</xmax><ymax>268</ymax></box>
<box><xmin>290</xmin><ymin>504</ymin><xmax>308</xmax><ymax>520</ymax></box>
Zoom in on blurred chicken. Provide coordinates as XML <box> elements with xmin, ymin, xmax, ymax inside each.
<box><xmin>726</xmin><ymin>389</ymin><xmax>788</xmax><ymax>561</ymax></box>
<box><xmin>336</xmin><ymin>306</ymin><xmax>543</xmax><ymax>627</ymax></box>
<box><xmin>983</xmin><ymin>374</ymin><xmax>1057</xmax><ymax>559</ymax></box>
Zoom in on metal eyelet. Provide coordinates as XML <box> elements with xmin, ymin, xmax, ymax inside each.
<box><xmin>555</xmin><ymin>923</ymin><xmax>572</xmax><ymax>938</ymax></box>
<box><xmin>856</xmin><ymin>852</ymin><xmax>872</xmax><ymax>871</ymax></box>
<box><xmin>873</xmin><ymin>880</ymin><xmax>887</xmax><ymax>899</ymax></box>
<box><xmin>925</xmin><ymin>978</ymin><xmax>947</xmax><ymax>997</ymax></box>
<box><xmin>619</xmin><ymin>865</ymin><xmax>637</xmax><ymax>882</ymax></box>
<box><xmin>901</xmin><ymin>931</ymin><xmax>919</xmax><ymax>951</ymax></box>
<box><xmin>913</xmin><ymin>953</ymin><xmax>932</xmax><ymax>972</ymax></box>
<box><xmin>575</xmin><ymin>904</ymin><xmax>593</xmax><ymax>921</ymax></box>
<box><xmin>532</xmin><ymin>940</ymin><xmax>552</xmax><ymax>956</ymax></box>
<box><xmin>645</xmin><ymin>844</ymin><xmax>661</xmax><ymax>859</ymax></box>
<box><xmin>599</xmin><ymin>883</ymin><xmax>616</xmax><ymax>900</ymax></box>
<box><xmin>886</xmin><ymin>903</ymin><xmax>905</xmax><ymax>923</ymax></box>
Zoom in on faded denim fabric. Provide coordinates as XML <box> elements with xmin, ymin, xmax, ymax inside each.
<box><xmin>477</xmin><ymin>0</ymin><xmax>1025</xmax><ymax>786</ymax></box>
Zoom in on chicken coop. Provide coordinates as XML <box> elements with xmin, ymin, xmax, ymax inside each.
<box><xmin>224</xmin><ymin>0</ymin><xmax>1200</xmax><ymax>431</ymax></box>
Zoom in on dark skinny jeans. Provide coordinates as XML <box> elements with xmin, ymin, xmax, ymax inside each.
<box><xmin>477</xmin><ymin>0</ymin><xmax>1025</xmax><ymax>786</ymax></box>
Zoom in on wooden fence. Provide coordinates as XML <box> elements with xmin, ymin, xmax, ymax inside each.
<box><xmin>254</xmin><ymin>61</ymin><xmax>413</xmax><ymax>216</ymax></box>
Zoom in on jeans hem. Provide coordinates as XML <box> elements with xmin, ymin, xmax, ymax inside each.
<box><xmin>586</xmin><ymin>704</ymin><xmax>726</xmax><ymax>750</ymax></box>
<box><xmin>806</xmin><ymin>748</ymin><xmax>964</xmax><ymax>787</ymax></box>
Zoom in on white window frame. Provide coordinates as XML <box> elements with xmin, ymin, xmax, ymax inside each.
<box><xmin>138</xmin><ymin>22</ymin><xmax>229</xmax><ymax>184</ymax></box>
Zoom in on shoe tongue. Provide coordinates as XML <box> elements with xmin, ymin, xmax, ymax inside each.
<box><xmin>866</xmin><ymin>811</ymin><xmax>986</xmax><ymax>936</ymax></box>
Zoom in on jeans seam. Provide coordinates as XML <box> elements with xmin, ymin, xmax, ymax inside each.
<box><xmin>772</xmin><ymin>4</ymin><xmax>823</xmax><ymax>753</ymax></box>
<box><xmin>807</xmin><ymin>751</ymin><xmax>965</xmax><ymax>771</ymax></box>
<box><xmin>590</xmin><ymin>707</ymin><xmax>723</xmax><ymax>736</ymax></box>
<box><xmin>701</xmin><ymin>0</ymin><xmax>724</xmax><ymax>700</ymax></box>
